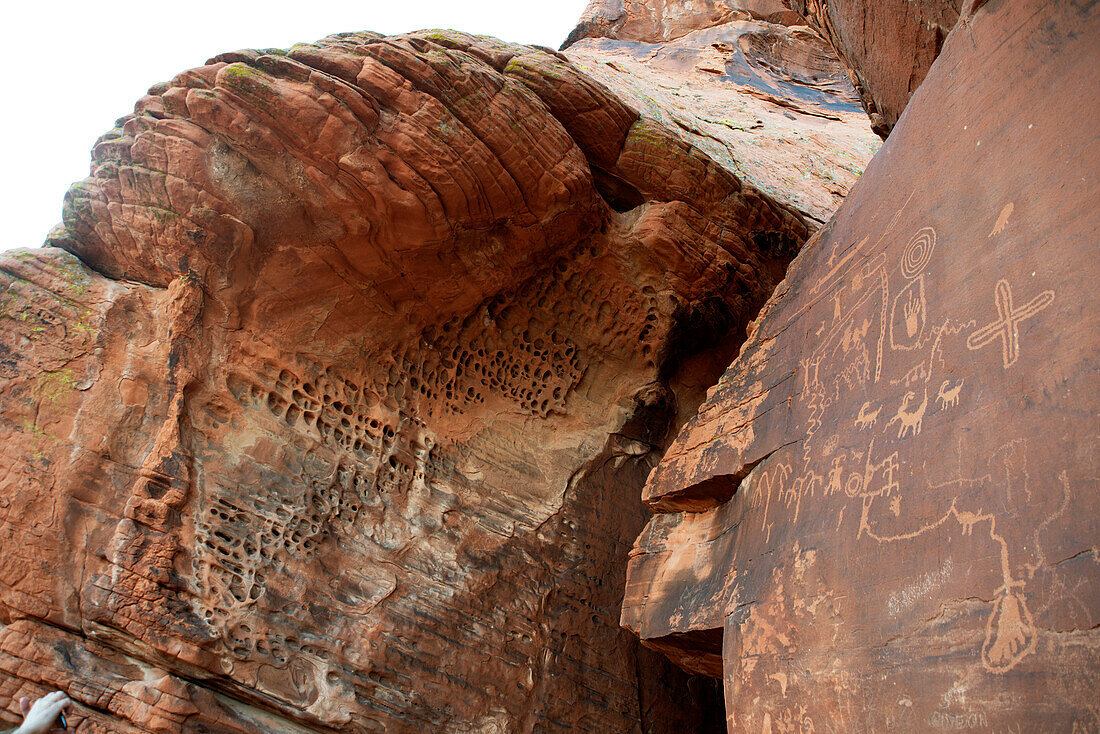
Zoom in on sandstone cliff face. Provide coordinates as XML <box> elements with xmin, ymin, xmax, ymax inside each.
<box><xmin>5</xmin><ymin>0</ymin><xmax>1090</xmax><ymax>731</ymax></box>
<box><xmin>564</xmin><ymin>0</ymin><xmax>959</xmax><ymax>142</ymax></box>
<box><xmin>793</xmin><ymin>0</ymin><xmax>963</xmax><ymax>137</ymax></box>
<box><xmin>624</xmin><ymin>0</ymin><xmax>1100</xmax><ymax>728</ymax></box>
<box><xmin>563</xmin><ymin>0</ymin><xmax>802</xmax><ymax>48</ymax></box>
<box><xmin>564</xmin><ymin>23</ymin><xmax>879</xmax><ymax>225</ymax></box>
<box><xmin>0</xmin><ymin>28</ymin><xmax>816</xmax><ymax>732</ymax></box>
<box><xmin>563</xmin><ymin>0</ymin><xmax>881</xmax><ymax>226</ymax></box>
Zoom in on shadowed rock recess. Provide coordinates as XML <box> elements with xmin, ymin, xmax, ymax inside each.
<box><xmin>0</xmin><ymin>2</ymin><xmax>1094</xmax><ymax>734</ymax></box>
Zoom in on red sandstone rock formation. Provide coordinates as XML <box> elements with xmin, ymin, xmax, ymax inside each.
<box><xmin>0</xmin><ymin>28</ymin><xmax>814</xmax><ymax>732</ymax></box>
<box><xmin>792</xmin><ymin>0</ymin><xmax>963</xmax><ymax>137</ymax></box>
<box><xmin>563</xmin><ymin>0</ymin><xmax>803</xmax><ymax>47</ymax></box>
<box><xmin>564</xmin><ymin>23</ymin><xmax>879</xmax><ymax>225</ymax></box>
<box><xmin>624</xmin><ymin>0</ymin><xmax>1100</xmax><ymax>728</ymax></box>
<box><xmin>5</xmin><ymin>0</ymin><xmax>1086</xmax><ymax>730</ymax></box>
<box><xmin>563</xmin><ymin>1</ymin><xmax>881</xmax><ymax>226</ymax></box>
<box><xmin>566</xmin><ymin>0</ymin><xmax>965</xmax><ymax>141</ymax></box>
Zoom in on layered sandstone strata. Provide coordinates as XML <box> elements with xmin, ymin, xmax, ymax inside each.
<box><xmin>563</xmin><ymin>17</ymin><xmax>880</xmax><ymax>224</ymax></box>
<box><xmin>623</xmin><ymin>0</ymin><xmax>1100</xmax><ymax>728</ymax></box>
<box><xmin>566</xmin><ymin>0</ymin><xmax>971</xmax><ymax>140</ymax></box>
<box><xmin>563</xmin><ymin>0</ymin><xmax>804</xmax><ymax>48</ymax></box>
<box><xmin>0</xmin><ymin>28</ymin><xmax>816</xmax><ymax>733</ymax></box>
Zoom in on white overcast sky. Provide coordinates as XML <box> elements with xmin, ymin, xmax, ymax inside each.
<box><xmin>0</xmin><ymin>1</ymin><xmax>588</xmax><ymax>253</ymax></box>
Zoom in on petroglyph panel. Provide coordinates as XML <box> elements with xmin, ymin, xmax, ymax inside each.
<box><xmin>625</xmin><ymin>1</ymin><xmax>1100</xmax><ymax>730</ymax></box>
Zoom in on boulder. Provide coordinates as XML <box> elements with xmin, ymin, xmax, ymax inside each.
<box><xmin>0</xmin><ymin>29</ymin><xmax>807</xmax><ymax>732</ymax></box>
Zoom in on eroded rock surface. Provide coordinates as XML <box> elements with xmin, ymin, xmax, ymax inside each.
<box><xmin>564</xmin><ymin>21</ymin><xmax>880</xmax><ymax>224</ymax></box>
<box><xmin>563</xmin><ymin>0</ymin><xmax>881</xmax><ymax>225</ymax></box>
<box><xmin>0</xmin><ymin>29</ymin><xmax>808</xmax><ymax>733</ymax></box>
<box><xmin>624</xmin><ymin>0</ymin><xmax>1100</xmax><ymax>729</ymax></box>
<box><xmin>793</xmin><ymin>0</ymin><xmax>963</xmax><ymax>137</ymax></box>
<box><xmin>563</xmin><ymin>0</ymin><xmax>803</xmax><ymax>47</ymax></box>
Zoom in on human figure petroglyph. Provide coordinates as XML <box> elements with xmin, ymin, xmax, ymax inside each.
<box><xmin>966</xmin><ymin>279</ymin><xmax>1055</xmax><ymax>368</ymax></box>
<box><xmin>794</xmin><ymin>223</ymin><xmax>1051</xmax><ymax>675</ymax></box>
<box><xmin>752</xmin><ymin>433</ymin><xmax>1043</xmax><ymax>676</ymax></box>
<box><xmin>801</xmin><ymin>256</ymin><xmax>891</xmax><ymax>461</ymax></box>
<box><xmin>886</xmin><ymin>387</ymin><xmax>928</xmax><ymax>439</ymax></box>
<box><xmin>937</xmin><ymin>379</ymin><xmax>963</xmax><ymax>410</ymax></box>
<box><xmin>841</xmin><ymin>317</ymin><xmax>872</xmax><ymax>354</ymax></box>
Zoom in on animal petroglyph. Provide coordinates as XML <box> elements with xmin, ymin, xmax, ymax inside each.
<box><xmin>886</xmin><ymin>388</ymin><xmax>928</xmax><ymax>438</ymax></box>
<box><xmin>855</xmin><ymin>401</ymin><xmax>881</xmax><ymax>430</ymax></box>
<box><xmin>795</xmin><ymin>231</ymin><xmax>1046</xmax><ymax>676</ymax></box>
<box><xmin>966</xmin><ymin>279</ymin><xmax>1055</xmax><ymax>368</ymax></box>
<box><xmin>748</xmin><ymin>221</ymin><xmax>1057</xmax><ymax>686</ymax></box>
<box><xmin>937</xmin><ymin>380</ymin><xmax>963</xmax><ymax>409</ymax></box>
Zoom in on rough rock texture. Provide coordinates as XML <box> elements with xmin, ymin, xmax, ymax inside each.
<box><xmin>563</xmin><ymin>0</ymin><xmax>881</xmax><ymax>225</ymax></box>
<box><xmin>566</xmin><ymin>0</ymin><xmax>967</xmax><ymax>141</ymax></box>
<box><xmin>624</xmin><ymin>0</ymin><xmax>1100</xmax><ymax>729</ymax></box>
<box><xmin>563</xmin><ymin>0</ymin><xmax>803</xmax><ymax>48</ymax></box>
<box><xmin>564</xmin><ymin>21</ymin><xmax>880</xmax><ymax>224</ymax></box>
<box><xmin>0</xmin><ymin>28</ymin><xmax>811</xmax><ymax>733</ymax></box>
<box><xmin>793</xmin><ymin>0</ymin><xmax>963</xmax><ymax>137</ymax></box>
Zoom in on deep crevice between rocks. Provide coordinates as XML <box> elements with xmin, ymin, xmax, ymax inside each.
<box><xmin>591</xmin><ymin>165</ymin><xmax>647</xmax><ymax>213</ymax></box>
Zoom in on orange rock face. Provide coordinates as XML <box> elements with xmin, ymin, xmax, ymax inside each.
<box><xmin>565</xmin><ymin>0</ymin><xmax>963</xmax><ymax>140</ymax></box>
<box><xmin>563</xmin><ymin>18</ymin><xmax>881</xmax><ymax>225</ymax></box>
<box><xmin>793</xmin><ymin>0</ymin><xmax>962</xmax><ymax>137</ymax></box>
<box><xmin>625</xmin><ymin>0</ymin><xmax>1100</xmax><ymax>728</ymax></box>
<box><xmin>564</xmin><ymin>0</ymin><xmax>802</xmax><ymax>47</ymax></box>
<box><xmin>0</xmin><ymin>28</ymin><xmax>823</xmax><ymax>732</ymax></box>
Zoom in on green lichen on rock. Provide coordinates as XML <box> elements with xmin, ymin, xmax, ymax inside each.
<box><xmin>221</xmin><ymin>63</ymin><xmax>277</xmax><ymax>112</ymax></box>
<box><xmin>36</xmin><ymin>368</ymin><xmax>78</xmax><ymax>404</ymax></box>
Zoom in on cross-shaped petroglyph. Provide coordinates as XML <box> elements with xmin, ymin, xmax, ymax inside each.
<box><xmin>966</xmin><ymin>279</ymin><xmax>1055</xmax><ymax>368</ymax></box>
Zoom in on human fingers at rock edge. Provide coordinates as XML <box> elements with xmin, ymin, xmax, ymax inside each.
<box><xmin>10</xmin><ymin>691</ymin><xmax>72</xmax><ymax>734</ymax></box>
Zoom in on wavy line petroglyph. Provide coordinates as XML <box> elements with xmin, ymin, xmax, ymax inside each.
<box><xmin>850</xmin><ymin>440</ymin><xmax>1041</xmax><ymax>673</ymax></box>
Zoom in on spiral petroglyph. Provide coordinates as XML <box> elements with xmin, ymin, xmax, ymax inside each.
<box><xmin>901</xmin><ymin>226</ymin><xmax>936</xmax><ymax>279</ymax></box>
